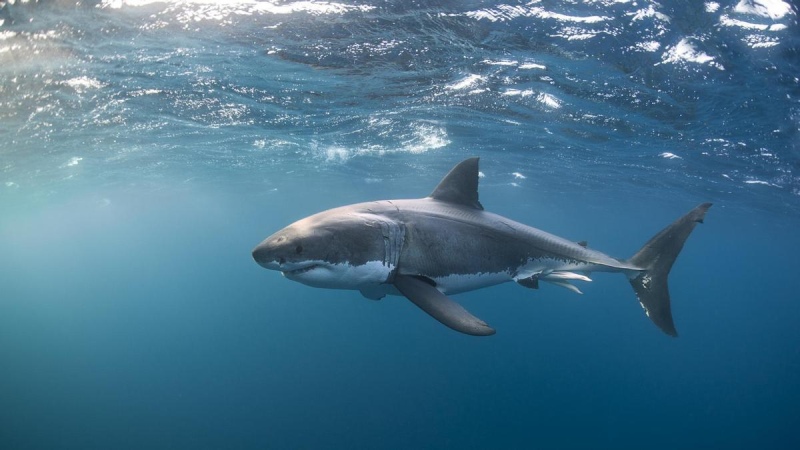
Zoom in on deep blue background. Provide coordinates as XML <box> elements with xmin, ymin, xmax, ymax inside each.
<box><xmin>2</xmin><ymin>1</ymin><xmax>799</xmax><ymax>449</ymax></box>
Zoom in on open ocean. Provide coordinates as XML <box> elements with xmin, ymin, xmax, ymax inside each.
<box><xmin>1</xmin><ymin>1</ymin><xmax>799</xmax><ymax>449</ymax></box>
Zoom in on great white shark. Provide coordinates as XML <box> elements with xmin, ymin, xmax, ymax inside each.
<box><xmin>252</xmin><ymin>158</ymin><xmax>710</xmax><ymax>336</ymax></box>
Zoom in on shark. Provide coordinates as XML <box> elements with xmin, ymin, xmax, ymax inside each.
<box><xmin>252</xmin><ymin>157</ymin><xmax>710</xmax><ymax>337</ymax></box>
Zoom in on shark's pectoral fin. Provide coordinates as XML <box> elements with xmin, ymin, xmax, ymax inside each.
<box><xmin>393</xmin><ymin>274</ymin><xmax>496</xmax><ymax>336</ymax></box>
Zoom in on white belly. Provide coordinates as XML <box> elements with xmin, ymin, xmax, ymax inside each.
<box><xmin>432</xmin><ymin>271</ymin><xmax>512</xmax><ymax>295</ymax></box>
<box><xmin>285</xmin><ymin>260</ymin><xmax>393</xmax><ymax>290</ymax></box>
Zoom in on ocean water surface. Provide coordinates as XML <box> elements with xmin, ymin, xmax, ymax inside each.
<box><xmin>1</xmin><ymin>0</ymin><xmax>799</xmax><ymax>448</ymax></box>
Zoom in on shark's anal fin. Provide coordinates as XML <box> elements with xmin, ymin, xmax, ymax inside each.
<box><xmin>394</xmin><ymin>274</ymin><xmax>496</xmax><ymax>336</ymax></box>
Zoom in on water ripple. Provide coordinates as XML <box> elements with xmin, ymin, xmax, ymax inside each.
<box><xmin>0</xmin><ymin>0</ymin><xmax>798</xmax><ymax>214</ymax></box>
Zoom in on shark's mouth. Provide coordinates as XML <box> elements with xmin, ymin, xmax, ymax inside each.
<box><xmin>283</xmin><ymin>263</ymin><xmax>322</xmax><ymax>276</ymax></box>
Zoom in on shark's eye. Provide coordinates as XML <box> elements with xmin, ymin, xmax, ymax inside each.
<box><xmin>295</xmin><ymin>245</ymin><xmax>303</xmax><ymax>254</ymax></box>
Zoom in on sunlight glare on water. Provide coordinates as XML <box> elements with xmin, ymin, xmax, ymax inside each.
<box><xmin>0</xmin><ymin>0</ymin><xmax>797</xmax><ymax>212</ymax></box>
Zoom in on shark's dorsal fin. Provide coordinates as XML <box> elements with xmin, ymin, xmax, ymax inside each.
<box><xmin>428</xmin><ymin>157</ymin><xmax>484</xmax><ymax>210</ymax></box>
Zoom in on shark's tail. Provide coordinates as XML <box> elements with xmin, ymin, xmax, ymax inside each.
<box><xmin>626</xmin><ymin>203</ymin><xmax>712</xmax><ymax>337</ymax></box>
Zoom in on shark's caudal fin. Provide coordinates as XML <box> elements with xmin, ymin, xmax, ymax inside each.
<box><xmin>627</xmin><ymin>203</ymin><xmax>712</xmax><ymax>337</ymax></box>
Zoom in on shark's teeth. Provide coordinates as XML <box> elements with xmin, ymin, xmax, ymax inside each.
<box><xmin>283</xmin><ymin>264</ymin><xmax>320</xmax><ymax>275</ymax></box>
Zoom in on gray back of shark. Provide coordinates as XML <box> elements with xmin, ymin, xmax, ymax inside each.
<box><xmin>253</xmin><ymin>158</ymin><xmax>711</xmax><ymax>337</ymax></box>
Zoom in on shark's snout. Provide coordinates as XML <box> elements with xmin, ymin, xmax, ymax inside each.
<box><xmin>252</xmin><ymin>243</ymin><xmax>281</xmax><ymax>270</ymax></box>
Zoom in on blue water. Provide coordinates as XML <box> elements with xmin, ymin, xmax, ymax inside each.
<box><xmin>1</xmin><ymin>1</ymin><xmax>799</xmax><ymax>448</ymax></box>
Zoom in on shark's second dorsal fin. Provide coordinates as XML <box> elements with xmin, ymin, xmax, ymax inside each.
<box><xmin>428</xmin><ymin>157</ymin><xmax>484</xmax><ymax>210</ymax></box>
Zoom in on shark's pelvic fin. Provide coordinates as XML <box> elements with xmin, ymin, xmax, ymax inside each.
<box><xmin>516</xmin><ymin>274</ymin><xmax>539</xmax><ymax>289</ymax></box>
<box><xmin>627</xmin><ymin>202</ymin><xmax>712</xmax><ymax>337</ymax></box>
<box><xmin>428</xmin><ymin>157</ymin><xmax>484</xmax><ymax>210</ymax></box>
<box><xmin>394</xmin><ymin>273</ymin><xmax>495</xmax><ymax>336</ymax></box>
